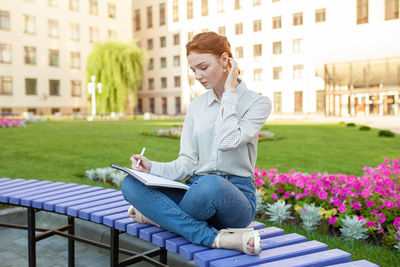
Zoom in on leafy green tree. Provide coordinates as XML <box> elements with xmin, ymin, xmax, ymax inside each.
<box><xmin>86</xmin><ymin>41</ymin><xmax>145</xmax><ymax>113</ymax></box>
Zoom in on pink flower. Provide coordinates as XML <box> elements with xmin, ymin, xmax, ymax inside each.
<box><xmin>329</xmin><ymin>216</ymin><xmax>337</xmax><ymax>225</ymax></box>
<box><xmin>333</xmin><ymin>199</ymin><xmax>342</xmax><ymax>207</ymax></box>
<box><xmin>338</xmin><ymin>204</ymin><xmax>347</xmax><ymax>213</ymax></box>
<box><xmin>295</xmin><ymin>193</ymin><xmax>304</xmax><ymax>200</ymax></box>
<box><xmin>384</xmin><ymin>200</ymin><xmax>394</xmax><ymax>209</ymax></box>
<box><xmin>283</xmin><ymin>192</ymin><xmax>290</xmax><ymax>198</ymax></box>
<box><xmin>365</xmin><ymin>200</ymin><xmax>375</xmax><ymax>208</ymax></box>
<box><xmin>351</xmin><ymin>201</ymin><xmax>362</xmax><ymax>210</ymax></box>
<box><xmin>254</xmin><ymin>178</ymin><xmax>265</xmax><ymax>186</ymax></box>
<box><xmin>358</xmin><ymin>216</ymin><xmax>365</xmax><ymax>221</ymax></box>
<box><xmin>376</xmin><ymin>213</ymin><xmax>386</xmax><ymax>224</ymax></box>
<box><xmin>361</xmin><ymin>189</ymin><xmax>372</xmax><ymax>198</ymax></box>
<box><xmin>254</xmin><ymin>168</ymin><xmax>260</xmax><ymax>177</ymax></box>
<box><xmin>318</xmin><ymin>191</ymin><xmax>328</xmax><ymax>200</ymax></box>
<box><xmin>393</xmin><ymin>217</ymin><xmax>400</xmax><ymax>227</ymax></box>
<box><xmin>370</xmin><ymin>210</ymin><xmax>378</xmax><ymax>215</ymax></box>
<box><xmin>366</xmin><ymin>221</ymin><xmax>376</xmax><ymax>227</ymax></box>
<box><xmin>362</xmin><ymin>179</ymin><xmax>372</xmax><ymax>187</ymax></box>
<box><xmin>278</xmin><ymin>188</ymin><xmax>284</xmax><ymax>194</ymax></box>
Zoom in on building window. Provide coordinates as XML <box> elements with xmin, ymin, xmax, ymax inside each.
<box><xmin>0</xmin><ymin>76</ymin><xmax>12</xmax><ymax>95</ymax></box>
<box><xmin>147</xmin><ymin>6</ymin><xmax>152</xmax><ymax>28</ymax></box>
<box><xmin>161</xmin><ymin>77</ymin><xmax>167</xmax><ymax>88</ymax></box>
<box><xmin>187</xmin><ymin>0</ymin><xmax>194</xmax><ymax>19</ymax></box>
<box><xmin>253</xmin><ymin>68</ymin><xmax>262</xmax><ymax>81</ymax></box>
<box><xmin>357</xmin><ymin>0</ymin><xmax>368</xmax><ymax>24</ymax></box>
<box><xmin>71</xmin><ymin>80</ymin><xmax>81</xmax><ymax>96</ymax></box>
<box><xmin>293</xmin><ymin>38</ymin><xmax>302</xmax><ymax>53</ymax></box>
<box><xmin>174</xmin><ymin>76</ymin><xmax>181</xmax><ymax>87</ymax></box>
<box><xmin>272</xmin><ymin>41</ymin><xmax>282</xmax><ymax>54</ymax></box>
<box><xmin>108</xmin><ymin>3</ymin><xmax>116</xmax><ymax>18</ymax></box>
<box><xmin>136</xmin><ymin>98</ymin><xmax>143</xmax><ymax>114</ymax></box>
<box><xmin>175</xmin><ymin>96</ymin><xmax>181</xmax><ymax>114</ymax></box>
<box><xmin>135</xmin><ymin>9</ymin><xmax>141</xmax><ymax>31</ymax></box>
<box><xmin>1</xmin><ymin>108</ymin><xmax>12</xmax><ymax>115</ymax></box>
<box><xmin>253</xmin><ymin>19</ymin><xmax>262</xmax><ymax>32</ymax></box>
<box><xmin>173</xmin><ymin>0</ymin><xmax>179</xmax><ymax>22</ymax></box>
<box><xmin>160</xmin><ymin>36</ymin><xmax>166</xmax><ymax>47</ymax></box>
<box><xmin>272</xmin><ymin>16</ymin><xmax>281</xmax><ymax>29</ymax></box>
<box><xmin>316</xmin><ymin>90</ymin><xmax>325</xmax><ymax>113</ymax></box>
<box><xmin>294</xmin><ymin>91</ymin><xmax>303</xmax><ymax>112</ymax></box>
<box><xmin>147</xmin><ymin>39</ymin><xmax>153</xmax><ymax>50</ymax></box>
<box><xmin>0</xmin><ymin>44</ymin><xmax>11</xmax><ymax>63</ymax></box>
<box><xmin>148</xmin><ymin>58</ymin><xmax>154</xmax><ymax>70</ymax></box>
<box><xmin>69</xmin><ymin>0</ymin><xmax>79</xmax><ymax>11</ymax></box>
<box><xmin>187</xmin><ymin>31</ymin><xmax>194</xmax><ymax>42</ymax></box>
<box><xmin>218</xmin><ymin>26</ymin><xmax>225</xmax><ymax>35</ymax></box>
<box><xmin>293</xmin><ymin>64</ymin><xmax>304</xmax><ymax>79</ymax></box>
<box><xmin>273</xmin><ymin>92</ymin><xmax>282</xmax><ymax>113</ymax></box>
<box><xmin>173</xmin><ymin>55</ymin><xmax>180</xmax><ymax>67</ymax></box>
<box><xmin>315</xmin><ymin>8</ymin><xmax>326</xmax><ymax>23</ymax></box>
<box><xmin>27</xmin><ymin>108</ymin><xmax>36</xmax><ymax>115</ymax></box>
<box><xmin>24</xmin><ymin>15</ymin><xmax>36</xmax><ymax>34</ymax></box>
<box><xmin>162</xmin><ymin>97</ymin><xmax>167</xmax><ymax>114</ymax></box>
<box><xmin>253</xmin><ymin>44</ymin><xmax>262</xmax><ymax>57</ymax></box>
<box><xmin>108</xmin><ymin>29</ymin><xmax>116</xmax><ymax>39</ymax></box>
<box><xmin>202</xmin><ymin>0</ymin><xmax>208</xmax><ymax>16</ymax></box>
<box><xmin>48</xmin><ymin>0</ymin><xmax>58</xmax><ymax>7</ymax></box>
<box><xmin>70</xmin><ymin>52</ymin><xmax>80</xmax><ymax>69</ymax></box>
<box><xmin>25</xmin><ymin>78</ymin><xmax>37</xmax><ymax>95</ymax></box>
<box><xmin>160</xmin><ymin>3</ymin><xmax>166</xmax><ymax>25</ymax></box>
<box><xmin>148</xmin><ymin>78</ymin><xmax>154</xmax><ymax>90</ymax></box>
<box><xmin>89</xmin><ymin>0</ymin><xmax>98</xmax><ymax>15</ymax></box>
<box><xmin>149</xmin><ymin>98</ymin><xmax>155</xmax><ymax>113</ymax></box>
<box><xmin>293</xmin><ymin>12</ymin><xmax>303</xmax><ymax>26</ymax></box>
<box><xmin>49</xmin><ymin>80</ymin><xmax>60</xmax><ymax>96</ymax></box>
<box><xmin>217</xmin><ymin>0</ymin><xmax>224</xmax><ymax>13</ymax></box>
<box><xmin>273</xmin><ymin>67</ymin><xmax>282</xmax><ymax>80</ymax></box>
<box><xmin>235</xmin><ymin>23</ymin><xmax>243</xmax><ymax>35</ymax></box>
<box><xmin>24</xmin><ymin>46</ymin><xmax>36</xmax><ymax>64</ymax></box>
<box><xmin>173</xmin><ymin>34</ymin><xmax>180</xmax><ymax>45</ymax></box>
<box><xmin>89</xmin><ymin>26</ymin><xmax>99</xmax><ymax>43</ymax></box>
<box><xmin>51</xmin><ymin>108</ymin><xmax>60</xmax><ymax>115</ymax></box>
<box><xmin>0</xmin><ymin>11</ymin><xmax>10</xmax><ymax>30</ymax></box>
<box><xmin>235</xmin><ymin>0</ymin><xmax>241</xmax><ymax>10</ymax></box>
<box><xmin>49</xmin><ymin>49</ymin><xmax>59</xmax><ymax>66</ymax></box>
<box><xmin>385</xmin><ymin>0</ymin><xmax>399</xmax><ymax>20</ymax></box>
<box><xmin>48</xmin><ymin>19</ymin><xmax>59</xmax><ymax>37</ymax></box>
<box><xmin>70</xmin><ymin>23</ymin><xmax>80</xmax><ymax>41</ymax></box>
<box><xmin>253</xmin><ymin>0</ymin><xmax>261</xmax><ymax>6</ymax></box>
<box><xmin>160</xmin><ymin>57</ymin><xmax>166</xmax><ymax>68</ymax></box>
<box><xmin>235</xmin><ymin>47</ymin><xmax>243</xmax><ymax>58</ymax></box>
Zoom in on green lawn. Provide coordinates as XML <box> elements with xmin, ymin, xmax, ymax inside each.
<box><xmin>1</xmin><ymin>119</ymin><xmax>399</xmax><ymax>266</ymax></box>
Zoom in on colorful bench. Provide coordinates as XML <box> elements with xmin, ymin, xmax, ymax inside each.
<box><xmin>0</xmin><ymin>178</ymin><xmax>379</xmax><ymax>267</ymax></box>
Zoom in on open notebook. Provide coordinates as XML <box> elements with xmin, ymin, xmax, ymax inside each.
<box><xmin>111</xmin><ymin>164</ymin><xmax>189</xmax><ymax>191</ymax></box>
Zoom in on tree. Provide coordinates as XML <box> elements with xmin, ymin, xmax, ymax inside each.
<box><xmin>86</xmin><ymin>41</ymin><xmax>145</xmax><ymax>114</ymax></box>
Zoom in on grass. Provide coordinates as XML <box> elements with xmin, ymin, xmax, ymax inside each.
<box><xmin>1</xmin><ymin>119</ymin><xmax>400</xmax><ymax>266</ymax></box>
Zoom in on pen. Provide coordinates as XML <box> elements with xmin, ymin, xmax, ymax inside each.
<box><xmin>135</xmin><ymin>147</ymin><xmax>146</xmax><ymax>168</ymax></box>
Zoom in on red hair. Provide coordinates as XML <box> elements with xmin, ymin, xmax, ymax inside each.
<box><xmin>186</xmin><ymin>32</ymin><xmax>233</xmax><ymax>58</ymax></box>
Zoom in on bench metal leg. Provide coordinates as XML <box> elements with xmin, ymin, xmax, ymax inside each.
<box><xmin>68</xmin><ymin>216</ymin><xmax>75</xmax><ymax>267</ymax></box>
<box><xmin>27</xmin><ymin>207</ymin><xmax>36</xmax><ymax>267</ymax></box>
<box><xmin>110</xmin><ymin>228</ymin><xmax>119</xmax><ymax>267</ymax></box>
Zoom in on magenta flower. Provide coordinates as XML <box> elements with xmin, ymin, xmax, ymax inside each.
<box><xmin>361</xmin><ymin>189</ymin><xmax>372</xmax><ymax>198</ymax></box>
<box><xmin>366</xmin><ymin>221</ymin><xmax>376</xmax><ymax>227</ymax></box>
<box><xmin>393</xmin><ymin>217</ymin><xmax>400</xmax><ymax>227</ymax></box>
<box><xmin>254</xmin><ymin>168</ymin><xmax>260</xmax><ymax>177</ymax></box>
<box><xmin>338</xmin><ymin>204</ymin><xmax>347</xmax><ymax>213</ymax></box>
<box><xmin>365</xmin><ymin>200</ymin><xmax>375</xmax><ymax>208</ymax></box>
<box><xmin>271</xmin><ymin>193</ymin><xmax>278</xmax><ymax>200</ymax></box>
<box><xmin>384</xmin><ymin>200</ymin><xmax>394</xmax><ymax>209</ymax></box>
<box><xmin>358</xmin><ymin>216</ymin><xmax>365</xmax><ymax>221</ymax></box>
<box><xmin>376</xmin><ymin>213</ymin><xmax>386</xmax><ymax>224</ymax></box>
<box><xmin>295</xmin><ymin>193</ymin><xmax>304</xmax><ymax>200</ymax></box>
<box><xmin>318</xmin><ymin>191</ymin><xmax>328</xmax><ymax>200</ymax></box>
<box><xmin>283</xmin><ymin>192</ymin><xmax>290</xmax><ymax>198</ymax></box>
<box><xmin>278</xmin><ymin>188</ymin><xmax>284</xmax><ymax>194</ymax></box>
<box><xmin>333</xmin><ymin>199</ymin><xmax>342</xmax><ymax>207</ymax></box>
<box><xmin>329</xmin><ymin>216</ymin><xmax>337</xmax><ymax>225</ymax></box>
<box><xmin>254</xmin><ymin>178</ymin><xmax>265</xmax><ymax>186</ymax></box>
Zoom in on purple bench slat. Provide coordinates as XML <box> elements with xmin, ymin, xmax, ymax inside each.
<box><xmin>20</xmin><ymin>183</ymin><xmax>79</xmax><ymax>206</ymax></box>
<box><xmin>0</xmin><ymin>181</ymin><xmax>54</xmax><ymax>203</ymax></box>
<box><xmin>256</xmin><ymin>248</ymin><xmax>351</xmax><ymax>267</ymax></box>
<box><xmin>0</xmin><ymin>178</ymin><xmax>11</xmax><ymax>183</ymax></box>
<box><xmin>0</xmin><ymin>179</ymin><xmax>29</xmax><ymax>190</ymax></box>
<box><xmin>194</xmin><ymin>248</ymin><xmax>243</xmax><ymax>267</ymax></box>
<box><xmin>326</xmin><ymin>260</ymin><xmax>379</xmax><ymax>267</ymax></box>
<box><xmin>261</xmin><ymin>233</ymin><xmax>307</xmax><ymax>250</ymax></box>
<box><xmin>139</xmin><ymin>226</ymin><xmax>165</xmax><ymax>241</ymax></box>
<box><xmin>90</xmin><ymin>205</ymin><xmax>130</xmax><ymax>223</ymax></box>
<box><xmin>103</xmin><ymin>212</ymin><xmax>130</xmax><ymax>227</ymax></box>
<box><xmin>126</xmin><ymin>222</ymin><xmax>153</xmax><ymax>236</ymax></box>
<box><xmin>0</xmin><ymin>180</ymin><xmax>41</xmax><ymax>194</ymax></box>
<box><xmin>166</xmin><ymin>237</ymin><xmax>190</xmax><ymax>253</ymax></box>
<box><xmin>67</xmin><ymin>196</ymin><xmax>125</xmax><ymax>216</ymax></box>
<box><xmin>179</xmin><ymin>243</ymin><xmax>209</xmax><ymax>261</ymax></box>
<box><xmin>209</xmin><ymin>240</ymin><xmax>328</xmax><ymax>267</ymax></box>
<box><xmin>114</xmin><ymin>218</ymin><xmax>135</xmax><ymax>231</ymax></box>
<box><xmin>53</xmin><ymin>190</ymin><xmax>119</xmax><ymax>213</ymax></box>
<box><xmin>152</xmin><ymin>231</ymin><xmax>179</xmax><ymax>247</ymax></box>
<box><xmin>259</xmin><ymin>227</ymin><xmax>285</xmax><ymax>239</ymax></box>
<box><xmin>8</xmin><ymin>182</ymin><xmax>65</xmax><ymax>204</ymax></box>
<box><xmin>79</xmin><ymin>200</ymin><xmax>129</xmax><ymax>220</ymax></box>
<box><xmin>248</xmin><ymin>221</ymin><xmax>265</xmax><ymax>230</ymax></box>
<box><xmin>33</xmin><ymin>186</ymin><xmax>102</xmax><ymax>209</ymax></box>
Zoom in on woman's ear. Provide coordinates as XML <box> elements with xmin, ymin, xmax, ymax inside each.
<box><xmin>220</xmin><ymin>52</ymin><xmax>229</xmax><ymax>67</ymax></box>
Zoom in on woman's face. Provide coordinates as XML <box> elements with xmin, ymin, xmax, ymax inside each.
<box><xmin>188</xmin><ymin>52</ymin><xmax>226</xmax><ymax>91</ymax></box>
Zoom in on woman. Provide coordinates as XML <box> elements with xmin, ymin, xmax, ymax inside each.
<box><xmin>121</xmin><ymin>32</ymin><xmax>271</xmax><ymax>255</ymax></box>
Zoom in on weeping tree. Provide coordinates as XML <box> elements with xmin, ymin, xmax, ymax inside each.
<box><xmin>86</xmin><ymin>41</ymin><xmax>145</xmax><ymax>114</ymax></box>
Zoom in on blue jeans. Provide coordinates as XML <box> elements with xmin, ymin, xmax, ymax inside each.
<box><xmin>120</xmin><ymin>174</ymin><xmax>256</xmax><ymax>247</ymax></box>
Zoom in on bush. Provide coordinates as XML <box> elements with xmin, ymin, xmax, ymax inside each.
<box><xmin>378</xmin><ymin>130</ymin><xmax>395</xmax><ymax>138</ymax></box>
<box><xmin>346</xmin><ymin>122</ymin><xmax>356</xmax><ymax>127</ymax></box>
<box><xmin>359</xmin><ymin>125</ymin><xmax>371</xmax><ymax>131</ymax></box>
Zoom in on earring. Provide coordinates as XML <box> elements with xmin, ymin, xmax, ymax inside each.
<box><xmin>223</xmin><ymin>68</ymin><xmax>227</xmax><ymax>73</ymax></box>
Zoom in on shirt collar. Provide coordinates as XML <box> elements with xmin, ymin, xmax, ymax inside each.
<box><xmin>207</xmin><ymin>79</ymin><xmax>246</xmax><ymax>106</ymax></box>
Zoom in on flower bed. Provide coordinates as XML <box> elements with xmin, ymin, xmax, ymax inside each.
<box><xmin>255</xmin><ymin>158</ymin><xmax>400</xmax><ymax>250</ymax></box>
<box><xmin>0</xmin><ymin>118</ymin><xmax>26</xmax><ymax>128</ymax></box>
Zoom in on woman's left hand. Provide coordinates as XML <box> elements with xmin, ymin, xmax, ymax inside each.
<box><xmin>224</xmin><ymin>58</ymin><xmax>239</xmax><ymax>93</ymax></box>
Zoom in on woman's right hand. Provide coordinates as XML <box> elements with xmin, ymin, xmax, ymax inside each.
<box><xmin>130</xmin><ymin>154</ymin><xmax>151</xmax><ymax>173</ymax></box>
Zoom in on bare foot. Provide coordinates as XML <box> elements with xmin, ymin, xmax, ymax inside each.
<box><xmin>212</xmin><ymin>229</ymin><xmax>261</xmax><ymax>255</ymax></box>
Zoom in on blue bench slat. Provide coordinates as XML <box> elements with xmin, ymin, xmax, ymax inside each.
<box><xmin>90</xmin><ymin>205</ymin><xmax>130</xmax><ymax>223</ymax></box>
<box><xmin>103</xmin><ymin>212</ymin><xmax>130</xmax><ymax>227</ymax></box>
<box><xmin>261</xmin><ymin>233</ymin><xmax>307</xmax><ymax>250</ymax></box>
<box><xmin>8</xmin><ymin>182</ymin><xmax>65</xmax><ymax>204</ymax></box>
<box><xmin>326</xmin><ymin>260</ymin><xmax>379</xmax><ymax>267</ymax></box>
<box><xmin>0</xmin><ymin>178</ymin><xmax>11</xmax><ymax>183</ymax></box>
<box><xmin>179</xmin><ymin>243</ymin><xmax>209</xmax><ymax>261</ymax></box>
<box><xmin>1</xmin><ymin>181</ymin><xmax>54</xmax><ymax>203</ymax></box>
<box><xmin>248</xmin><ymin>221</ymin><xmax>265</xmax><ymax>230</ymax></box>
<box><xmin>139</xmin><ymin>226</ymin><xmax>165</xmax><ymax>241</ymax></box>
<box><xmin>209</xmin><ymin>240</ymin><xmax>328</xmax><ymax>267</ymax></box>
<box><xmin>166</xmin><ymin>237</ymin><xmax>190</xmax><ymax>253</ymax></box>
<box><xmin>126</xmin><ymin>222</ymin><xmax>153</xmax><ymax>236</ymax></box>
<box><xmin>53</xmin><ymin>190</ymin><xmax>118</xmax><ymax>213</ymax></box>
<box><xmin>194</xmin><ymin>248</ymin><xmax>243</xmax><ymax>267</ymax></box>
<box><xmin>255</xmin><ymin>248</ymin><xmax>351</xmax><ymax>267</ymax></box>
<box><xmin>259</xmin><ymin>227</ymin><xmax>285</xmax><ymax>239</ymax></box>
<box><xmin>152</xmin><ymin>231</ymin><xmax>179</xmax><ymax>247</ymax></box>
<box><xmin>79</xmin><ymin>200</ymin><xmax>129</xmax><ymax>220</ymax></box>
<box><xmin>33</xmin><ymin>186</ymin><xmax>101</xmax><ymax>209</ymax></box>
<box><xmin>0</xmin><ymin>180</ymin><xmax>42</xmax><ymax>194</ymax></box>
<box><xmin>20</xmin><ymin>183</ymin><xmax>79</xmax><ymax>206</ymax></box>
<box><xmin>67</xmin><ymin>196</ymin><xmax>125</xmax><ymax>216</ymax></box>
<box><xmin>114</xmin><ymin>218</ymin><xmax>135</xmax><ymax>231</ymax></box>
<box><xmin>0</xmin><ymin>179</ymin><xmax>29</xmax><ymax>190</ymax></box>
